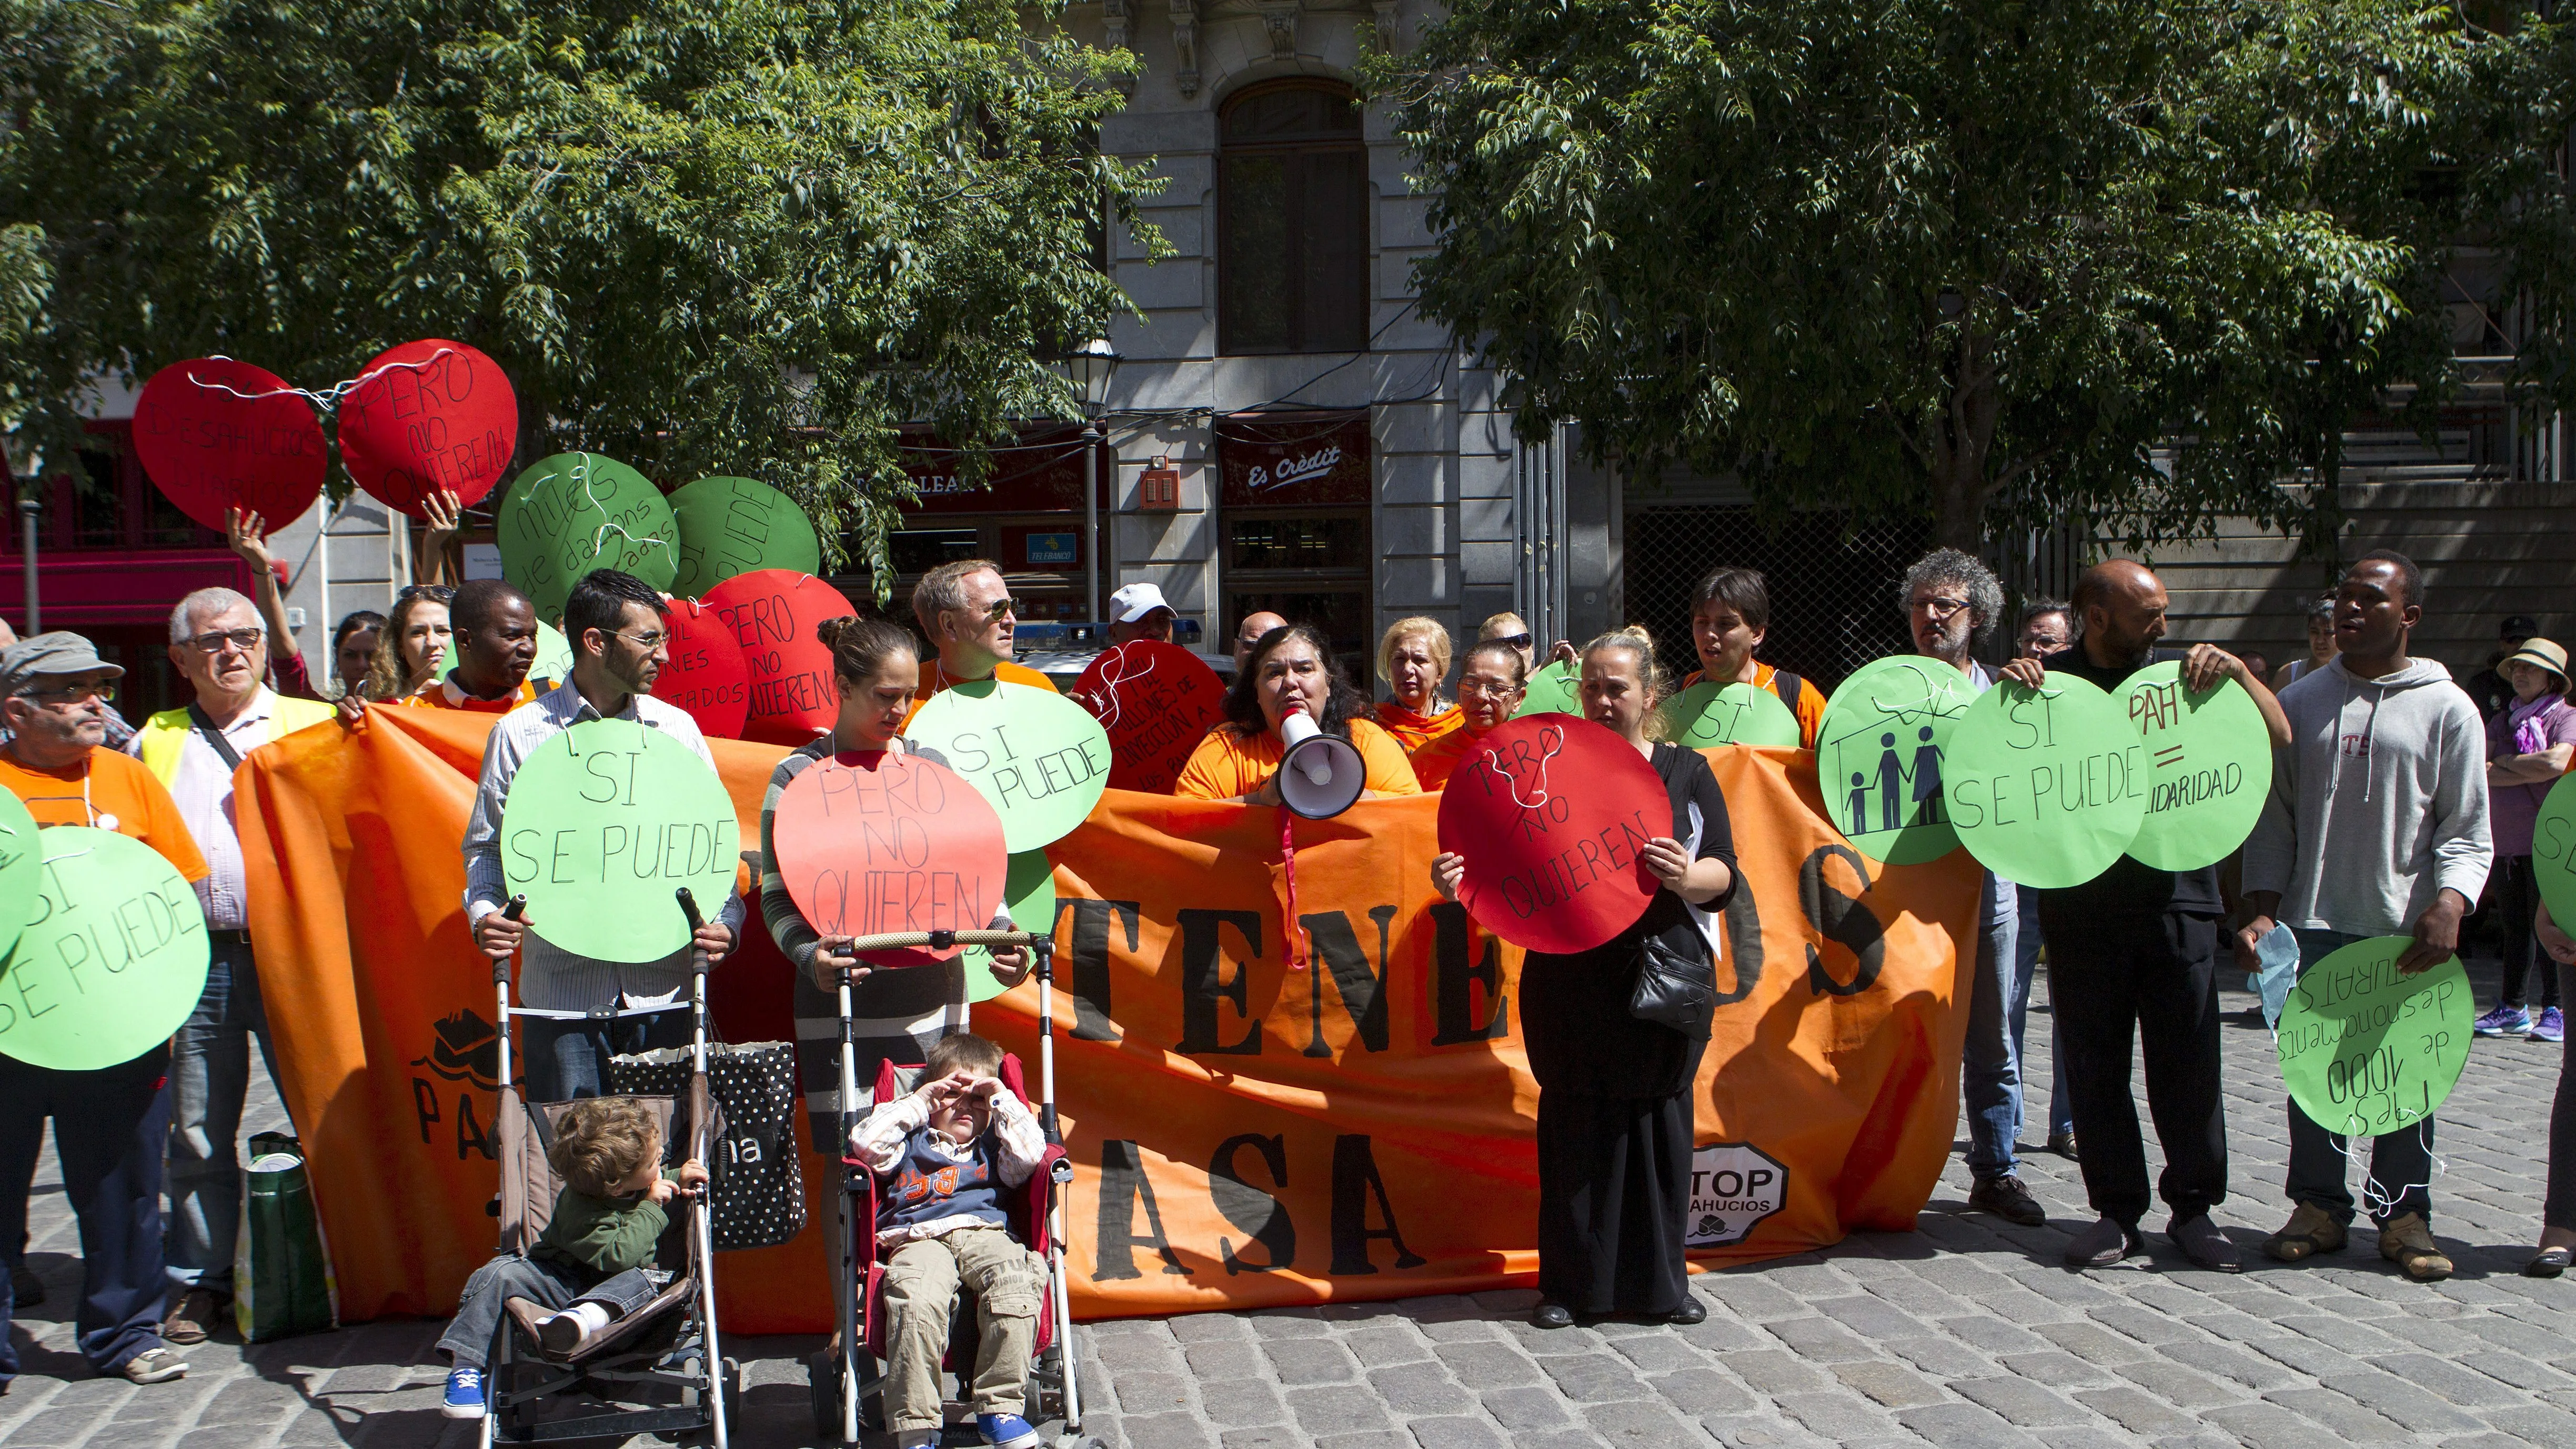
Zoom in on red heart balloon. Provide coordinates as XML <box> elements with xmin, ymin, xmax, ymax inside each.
<box><xmin>131</xmin><ymin>358</ymin><xmax>327</xmax><ymax>536</ymax></box>
<box><xmin>1435</xmin><ymin>714</ymin><xmax>1668</xmax><ymax>954</ymax></box>
<box><xmin>650</xmin><ymin>596</ymin><xmax>752</xmax><ymax>740</ymax></box>
<box><xmin>702</xmin><ymin>569</ymin><xmax>857</xmax><ymax>745</ymax></box>
<box><xmin>770</xmin><ymin>750</ymin><xmax>1007</xmax><ymax>970</ymax></box>
<box><xmin>1073</xmin><ymin>639</ymin><xmax>1227</xmax><ymax>793</ymax></box>
<box><xmin>337</xmin><ymin>339</ymin><xmax>519</xmax><ymax>516</ymax></box>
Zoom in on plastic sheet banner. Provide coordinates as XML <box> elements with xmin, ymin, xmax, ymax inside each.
<box><xmin>238</xmin><ymin>710</ymin><xmax>1979</xmax><ymax>1329</ymax></box>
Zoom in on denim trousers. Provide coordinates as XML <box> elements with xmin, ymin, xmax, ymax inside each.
<box><xmin>166</xmin><ymin>939</ymin><xmax>280</xmax><ymax>1296</ymax></box>
<box><xmin>521</xmin><ymin>1009</ymin><xmax>693</xmax><ymax>1103</ymax></box>
<box><xmin>2013</xmin><ymin>884</ymin><xmax>2076</xmax><ymax>1140</ymax></box>
<box><xmin>1962</xmin><ymin>874</ymin><xmax>2024</xmax><ymax>1181</ymax></box>
<box><xmin>0</xmin><ymin>1046</ymin><xmax>173</xmax><ymax>1383</ymax></box>
<box><xmin>435</xmin><ymin>1257</ymin><xmax>663</xmax><ymax>1368</ymax></box>
<box><xmin>2284</xmin><ymin>928</ymin><xmax>2436</xmax><ymax>1224</ymax></box>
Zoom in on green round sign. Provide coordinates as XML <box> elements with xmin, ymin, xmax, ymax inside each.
<box><xmin>668</xmin><ymin>476</ymin><xmax>822</xmax><ymax>599</ymax></box>
<box><xmin>499</xmin><ymin>718</ymin><xmax>741</xmax><ymax>964</ymax></box>
<box><xmin>1943</xmin><ymin>674</ymin><xmax>2146</xmax><ymax>888</ymax></box>
<box><xmin>435</xmin><ymin>620</ymin><xmax>575</xmax><ymax>693</ymax></box>
<box><xmin>905</xmin><ymin>680</ymin><xmax>1112</xmax><ymax>852</ymax></box>
<box><xmin>495</xmin><ymin>453</ymin><xmax>680</xmax><ymax>624</ymax></box>
<box><xmin>2119</xmin><ymin>661</ymin><xmax>2273</xmax><ymax>872</ymax></box>
<box><xmin>965</xmin><ymin>849</ymin><xmax>1058</xmax><ymax>1004</ymax></box>
<box><xmin>2532</xmin><ymin>772</ymin><xmax>2576</xmax><ymax>934</ymax></box>
<box><xmin>0</xmin><ymin>828</ymin><xmax>210</xmax><ymax>1071</ymax></box>
<box><xmin>2277</xmin><ymin>937</ymin><xmax>2472</xmax><ymax>1138</ymax></box>
<box><xmin>1662</xmin><ymin>681</ymin><xmax>1803</xmax><ymax>749</ymax></box>
<box><xmin>0</xmin><ymin>790</ymin><xmax>44</xmax><ymax>961</ymax></box>
<box><xmin>1814</xmin><ymin>656</ymin><xmax>1979</xmax><ymax>864</ymax></box>
<box><xmin>1512</xmin><ymin>660</ymin><xmax>1580</xmax><ymax>718</ymax></box>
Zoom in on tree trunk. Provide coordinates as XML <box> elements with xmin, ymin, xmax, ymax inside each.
<box><xmin>1928</xmin><ymin>343</ymin><xmax>2001</xmax><ymax>552</ymax></box>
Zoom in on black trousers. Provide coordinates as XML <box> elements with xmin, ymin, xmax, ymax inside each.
<box><xmin>2544</xmin><ymin>963</ymin><xmax>2576</xmax><ymax>1231</ymax></box>
<box><xmin>1533</xmin><ymin>1087</ymin><xmax>1694</xmax><ymax>1316</ymax></box>
<box><xmin>2031</xmin><ymin>902</ymin><xmax>2228</xmax><ymax>1226</ymax></box>
<box><xmin>2496</xmin><ymin>856</ymin><xmax>2560</xmax><ymax>1010</ymax></box>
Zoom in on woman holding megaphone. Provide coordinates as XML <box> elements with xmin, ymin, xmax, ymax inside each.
<box><xmin>1174</xmin><ymin>623</ymin><xmax>1421</xmax><ymax>806</ymax></box>
<box><xmin>1432</xmin><ymin>631</ymin><xmax>1737</xmax><ymax>1330</ymax></box>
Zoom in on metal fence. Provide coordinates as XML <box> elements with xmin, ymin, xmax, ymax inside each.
<box><xmin>1623</xmin><ymin>507</ymin><xmax>1931</xmax><ymax>696</ymax></box>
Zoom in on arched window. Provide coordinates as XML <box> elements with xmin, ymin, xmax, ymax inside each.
<box><xmin>1218</xmin><ymin>81</ymin><xmax>1369</xmax><ymax>355</ymax></box>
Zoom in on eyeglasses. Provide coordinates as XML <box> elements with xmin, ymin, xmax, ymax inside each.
<box><xmin>1458</xmin><ymin>678</ymin><xmax>1523</xmax><ymax>697</ymax></box>
<box><xmin>17</xmin><ymin>679</ymin><xmax>117</xmax><ymax>705</ymax></box>
<box><xmin>958</xmin><ymin>597</ymin><xmax>1021</xmax><ymax>622</ymax></box>
<box><xmin>182</xmin><ymin>628</ymin><xmax>266</xmax><ymax>655</ymax></box>
<box><xmin>609</xmin><ymin>629</ymin><xmax>668</xmax><ymax>651</ymax></box>
<box><xmin>397</xmin><ymin>584</ymin><xmax>456</xmax><ymax>605</ymax></box>
<box><xmin>1490</xmin><ymin>633</ymin><xmax>1534</xmax><ymax>650</ymax></box>
<box><xmin>1910</xmin><ymin>596</ymin><xmax>1972</xmax><ymax>619</ymax></box>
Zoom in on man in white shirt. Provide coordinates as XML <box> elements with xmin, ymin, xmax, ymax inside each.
<box><xmin>128</xmin><ymin>588</ymin><xmax>338</xmax><ymax>1345</ymax></box>
<box><xmin>465</xmin><ymin>569</ymin><xmax>743</xmax><ymax>1102</ymax></box>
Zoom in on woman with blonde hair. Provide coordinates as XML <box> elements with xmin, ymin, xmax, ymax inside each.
<box><xmin>1373</xmin><ymin>617</ymin><xmax>1461</xmax><ymax>751</ymax></box>
<box><xmin>363</xmin><ymin>584</ymin><xmax>454</xmax><ymax>702</ymax></box>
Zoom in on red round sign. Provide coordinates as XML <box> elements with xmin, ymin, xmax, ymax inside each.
<box><xmin>701</xmin><ymin>569</ymin><xmax>856</xmax><ymax>746</ymax></box>
<box><xmin>771</xmin><ymin>750</ymin><xmax>1007</xmax><ymax>970</ymax></box>
<box><xmin>1072</xmin><ymin>640</ymin><xmax>1227</xmax><ymax>794</ymax></box>
<box><xmin>337</xmin><ymin>338</ymin><xmax>519</xmax><ymax>516</ymax></box>
<box><xmin>131</xmin><ymin>358</ymin><xmax>327</xmax><ymax>535</ymax></box>
<box><xmin>1435</xmin><ymin>715</ymin><xmax>1669</xmax><ymax>954</ymax></box>
<box><xmin>650</xmin><ymin>596</ymin><xmax>751</xmax><ymax>740</ymax></box>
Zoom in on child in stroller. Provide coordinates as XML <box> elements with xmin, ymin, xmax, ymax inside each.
<box><xmin>435</xmin><ymin>1096</ymin><xmax>709</xmax><ymax>1418</ymax></box>
<box><xmin>848</xmin><ymin>1031</ymin><xmax>1051</xmax><ymax>1449</ymax></box>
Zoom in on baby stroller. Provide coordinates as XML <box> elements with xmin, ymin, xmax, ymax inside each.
<box><xmin>804</xmin><ymin>929</ymin><xmax>1088</xmax><ymax>1447</ymax></box>
<box><xmin>479</xmin><ymin>891</ymin><xmax>739</xmax><ymax>1448</ymax></box>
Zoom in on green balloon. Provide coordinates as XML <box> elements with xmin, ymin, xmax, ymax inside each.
<box><xmin>0</xmin><ymin>790</ymin><xmax>43</xmax><ymax>961</ymax></box>
<box><xmin>2277</xmin><ymin>938</ymin><xmax>2472</xmax><ymax>1137</ymax></box>
<box><xmin>499</xmin><ymin>718</ymin><xmax>741</xmax><ymax>964</ymax></box>
<box><xmin>1814</xmin><ymin>656</ymin><xmax>1979</xmax><ymax>865</ymax></box>
<box><xmin>435</xmin><ymin>620</ymin><xmax>575</xmax><ymax>693</ymax></box>
<box><xmin>2533</xmin><ymin>772</ymin><xmax>2576</xmax><ymax>934</ymax></box>
<box><xmin>495</xmin><ymin>454</ymin><xmax>680</xmax><ymax>623</ymax></box>
<box><xmin>1944</xmin><ymin>675</ymin><xmax>2146</xmax><ymax>888</ymax></box>
<box><xmin>1663</xmin><ymin>680</ymin><xmax>1803</xmax><ymax>748</ymax></box>
<box><xmin>906</xmin><ymin>680</ymin><xmax>1112</xmax><ymax>852</ymax></box>
<box><xmin>2119</xmin><ymin>661</ymin><xmax>2274</xmax><ymax>872</ymax></box>
<box><xmin>964</xmin><ymin>850</ymin><xmax>1057</xmax><ymax>1004</ymax></box>
<box><xmin>668</xmin><ymin>476</ymin><xmax>822</xmax><ymax>599</ymax></box>
<box><xmin>0</xmin><ymin>828</ymin><xmax>210</xmax><ymax>1071</ymax></box>
<box><xmin>1512</xmin><ymin>661</ymin><xmax>1580</xmax><ymax>718</ymax></box>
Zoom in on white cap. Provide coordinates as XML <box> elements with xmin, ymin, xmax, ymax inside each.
<box><xmin>1108</xmin><ymin>582</ymin><xmax>1173</xmax><ymax>623</ymax></box>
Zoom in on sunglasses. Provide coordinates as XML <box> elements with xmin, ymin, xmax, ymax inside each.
<box><xmin>397</xmin><ymin>584</ymin><xmax>457</xmax><ymax>605</ymax></box>
<box><xmin>16</xmin><ymin>679</ymin><xmax>117</xmax><ymax>705</ymax></box>
<box><xmin>957</xmin><ymin>597</ymin><xmax>1022</xmax><ymax>622</ymax></box>
<box><xmin>182</xmin><ymin>628</ymin><xmax>266</xmax><ymax>655</ymax></box>
<box><xmin>1490</xmin><ymin>632</ymin><xmax>1533</xmax><ymax>650</ymax></box>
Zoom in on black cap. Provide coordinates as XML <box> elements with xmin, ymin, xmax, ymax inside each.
<box><xmin>2503</xmin><ymin>615</ymin><xmax>2540</xmax><ymax>639</ymax></box>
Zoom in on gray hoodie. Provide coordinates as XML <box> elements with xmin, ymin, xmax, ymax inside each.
<box><xmin>2243</xmin><ymin>655</ymin><xmax>2492</xmax><ymax>936</ymax></box>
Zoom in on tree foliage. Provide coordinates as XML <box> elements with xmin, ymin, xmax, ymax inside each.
<box><xmin>2</xmin><ymin>0</ymin><xmax>1156</xmax><ymax>587</ymax></box>
<box><xmin>1382</xmin><ymin>0</ymin><xmax>2576</xmax><ymax>550</ymax></box>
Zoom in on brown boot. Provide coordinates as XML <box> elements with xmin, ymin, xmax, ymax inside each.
<box><xmin>2377</xmin><ymin>1212</ymin><xmax>2453</xmax><ymax>1282</ymax></box>
<box><xmin>2263</xmin><ymin>1202</ymin><xmax>2348</xmax><ymax>1262</ymax></box>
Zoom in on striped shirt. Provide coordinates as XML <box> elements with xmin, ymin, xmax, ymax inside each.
<box><xmin>462</xmin><ymin>677</ymin><xmax>748</xmax><ymax>1011</ymax></box>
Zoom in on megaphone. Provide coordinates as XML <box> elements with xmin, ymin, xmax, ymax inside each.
<box><xmin>1277</xmin><ymin>710</ymin><xmax>1367</xmax><ymax>818</ymax></box>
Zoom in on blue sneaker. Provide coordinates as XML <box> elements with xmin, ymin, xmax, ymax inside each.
<box><xmin>978</xmin><ymin>1412</ymin><xmax>1042</xmax><ymax>1448</ymax></box>
<box><xmin>2476</xmin><ymin>1004</ymin><xmax>2533</xmax><ymax>1038</ymax></box>
<box><xmin>2532</xmin><ymin>1007</ymin><xmax>2565</xmax><ymax>1045</ymax></box>
<box><xmin>441</xmin><ymin>1365</ymin><xmax>486</xmax><ymax>1420</ymax></box>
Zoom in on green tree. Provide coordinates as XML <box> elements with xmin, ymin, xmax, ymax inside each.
<box><xmin>1</xmin><ymin>0</ymin><xmax>1157</xmax><ymax>588</ymax></box>
<box><xmin>1381</xmin><ymin>0</ymin><xmax>2576</xmax><ymax>551</ymax></box>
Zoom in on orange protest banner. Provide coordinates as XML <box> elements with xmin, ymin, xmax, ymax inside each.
<box><xmin>238</xmin><ymin>706</ymin><xmax>1979</xmax><ymax>1331</ymax></box>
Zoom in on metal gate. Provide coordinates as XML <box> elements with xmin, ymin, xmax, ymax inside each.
<box><xmin>1623</xmin><ymin>507</ymin><xmax>1930</xmax><ymax>695</ymax></box>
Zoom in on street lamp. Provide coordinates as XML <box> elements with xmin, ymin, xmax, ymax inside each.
<box><xmin>1060</xmin><ymin>337</ymin><xmax>1122</xmax><ymax>632</ymax></box>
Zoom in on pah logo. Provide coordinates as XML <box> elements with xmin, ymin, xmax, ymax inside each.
<box><xmin>409</xmin><ymin>1008</ymin><xmax>501</xmax><ymax>1160</ymax></box>
<box><xmin>1685</xmin><ymin>1142</ymin><xmax>1787</xmax><ymax>1247</ymax></box>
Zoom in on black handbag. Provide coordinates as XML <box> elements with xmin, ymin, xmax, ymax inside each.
<box><xmin>1629</xmin><ymin>912</ymin><xmax>1717</xmax><ymax>1030</ymax></box>
<box><xmin>609</xmin><ymin>1042</ymin><xmax>807</xmax><ymax>1251</ymax></box>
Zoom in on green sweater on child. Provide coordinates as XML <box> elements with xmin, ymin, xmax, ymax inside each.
<box><xmin>530</xmin><ymin>1179</ymin><xmax>669</xmax><ymax>1283</ymax></box>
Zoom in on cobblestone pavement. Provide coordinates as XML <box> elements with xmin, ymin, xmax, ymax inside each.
<box><xmin>8</xmin><ymin>965</ymin><xmax>2576</xmax><ymax>1448</ymax></box>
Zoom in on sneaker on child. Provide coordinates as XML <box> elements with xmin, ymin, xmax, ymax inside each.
<box><xmin>2475</xmin><ymin>1003</ymin><xmax>2534</xmax><ymax>1038</ymax></box>
<box><xmin>2532</xmin><ymin>1007</ymin><xmax>2566</xmax><ymax>1044</ymax></box>
<box><xmin>979</xmin><ymin>1411</ymin><xmax>1043</xmax><ymax>1448</ymax></box>
<box><xmin>441</xmin><ymin>1366</ymin><xmax>486</xmax><ymax>1420</ymax></box>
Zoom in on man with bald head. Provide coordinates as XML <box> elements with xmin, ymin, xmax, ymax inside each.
<box><xmin>2000</xmin><ymin>559</ymin><xmax>2289</xmax><ymax>1272</ymax></box>
<box><xmin>1232</xmin><ymin>610</ymin><xmax>1288</xmax><ymax>676</ymax></box>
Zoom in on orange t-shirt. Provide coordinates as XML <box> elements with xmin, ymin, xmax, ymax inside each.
<box><xmin>1374</xmin><ymin>700</ymin><xmax>1464</xmax><ymax>754</ymax></box>
<box><xmin>901</xmin><ymin>658</ymin><xmax>1061</xmax><ymax>729</ymax></box>
<box><xmin>1678</xmin><ymin>661</ymin><xmax>1825</xmax><ymax>749</ymax></box>
<box><xmin>1173</xmin><ymin>718</ymin><xmax>1422</xmax><ymax>800</ymax></box>
<box><xmin>1407</xmin><ymin>726</ymin><xmax>1505</xmax><ymax>791</ymax></box>
<box><xmin>402</xmin><ymin>675</ymin><xmax>548</xmax><ymax>713</ymax></box>
<box><xmin>0</xmin><ymin>748</ymin><xmax>210</xmax><ymax>881</ymax></box>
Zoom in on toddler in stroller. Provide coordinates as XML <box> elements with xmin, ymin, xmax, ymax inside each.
<box><xmin>849</xmin><ymin>1031</ymin><xmax>1051</xmax><ymax>1449</ymax></box>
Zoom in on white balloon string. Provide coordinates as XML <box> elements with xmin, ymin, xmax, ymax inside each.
<box><xmin>1476</xmin><ymin>728</ymin><xmax>1563</xmax><ymax>810</ymax></box>
<box><xmin>534</xmin><ymin>451</ymin><xmax>671</xmax><ymax>562</ymax></box>
<box><xmin>2344</xmin><ymin>1118</ymin><xmax>2446</xmax><ymax>1218</ymax></box>
<box><xmin>185</xmin><ymin>346</ymin><xmax>460</xmax><ymax>415</ymax></box>
<box><xmin>1090</xmin><ymin>641</ymin><xmax>1156</xmax><ymax>731</ymax></box>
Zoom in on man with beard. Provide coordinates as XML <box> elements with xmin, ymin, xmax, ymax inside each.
<box><xmin>2000</xmin><ymin>561</ymin><xmax>2289</xmax><ymax>1271</ymax></box>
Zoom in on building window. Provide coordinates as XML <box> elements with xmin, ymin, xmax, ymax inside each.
<box><xmin>1219</xmin><ymin>82</ymin><xmax>1369</xmax><ymax>356</ymax></box>
<box><xmin>1217</xmin><ymin>410</ymin><xmax>1373</xmax><ymax>669</ymax></box>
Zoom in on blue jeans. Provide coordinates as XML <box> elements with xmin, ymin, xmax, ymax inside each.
<box><xmin>522</xmin><ymin>1009</ymin><xmax>693</xmax><ymax>1103</ymax></box>
<box><xmin>0</xmin><ymin>1046</ymin><xmax>173</xmax><ymax>1383</ymax></box>
<box><xmin>166</xmin><ymin>939</ymin><xmax>280</xmax><ymax>1296</ymax></box>
<box><xmin>2283</xmin><ymin>928</ymin><xmax>2435</xmax><ymax>1224</ymax></box>
<box><xmin>2014</xmin><ymin>885</ymin><xmax>2075</xmax><ymax>1140</ymax></box>
<box><xmin>1963</xmin><ymin>873</ymin><xmax>2022</xmax><ymax>1181</ymax></box>
<box><xmin>436</xmin><ymin>1257</ymin><xmax>664</xmax><ymax>1368</ymax></box>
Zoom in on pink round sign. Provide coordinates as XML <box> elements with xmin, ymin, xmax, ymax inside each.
<box><xmin>701</xmin><ymin>569</ymin><xmax>855</xmax><ymax>744</ymax></box>
<box><xmin>337</xmin><ymin>338</ymin><xmax>519</xmax><ymax>516</ymax></box>
<box><xmin>131</xmin><ymin>358</ymin><xmax>327</xmax><ymax>535</ymax></box>
<box><xmin>649</xmin><ymin>596</ymin><xmax>751</xmax><ymax>740</ymax></box>
<box><xmin>1435</xmin><ymin>715</ymin><xmax>1668</xmax><ymax>954</ymax></box>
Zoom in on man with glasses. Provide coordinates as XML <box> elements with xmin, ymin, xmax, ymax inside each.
<box><xmin>0</xmin><ymin>633</ymin><xmax>209</xmax><ymax>1389</ymax></box>
<box><xmin>903</xmin><ymin>558</ymin><xmax>1061</xmax><ymax>725</ymax></box>
<box><xmin>130</xmin><ymin>589</ymin><xmax>337</xmax><ymax>1345</ymax></box>
<box><xmin>403</xmin><ymin>579</ymin><xmax>550</xmax><ymax>711</ymax></box>
<box><xmin>464</xmin><ymin>569</ymin><xmax>743</xmax><ymax>1101</ymax></box>
<box><xmin>1900</xmin><ymin>548</ymin><xmax>2043</xmax><ymax>1230</ymax></box>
